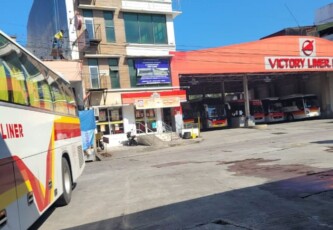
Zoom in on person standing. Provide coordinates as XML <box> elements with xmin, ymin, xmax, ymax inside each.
<box><xmin>52</xmin><ymin>30</ymin><xmax>65</xmax><ymax>59</ymax></box>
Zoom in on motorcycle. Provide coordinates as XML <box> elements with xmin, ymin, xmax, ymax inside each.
<box><xmin>96</xmin><ymin>132</ymin><xmax>104</xmax><ymax>150</ymax></box>
<box><xmin>126</xmin><ymin>131</ymin><xmax>138</xmax><ymax>146</ymax></box>
<box><xmin>99</xmin><ymin>139</ymin><xmax>104</xmax><ymax>150</ymax></box>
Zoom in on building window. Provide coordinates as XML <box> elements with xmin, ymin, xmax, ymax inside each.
<box><xmin>124</xmin><ymin>13</ymin><xmax>168</xmax><ymax>44</ymax></box>
<box><xmin>104</xmin><ymin>11</ymin><xmax>115</xmax><ymax>43</ymax></box>
<box><xmin>88</xmin><ymin>59</ymin><xmax>100</xmax><ymax>89</ymax></box>
<box><xmin>97</xmin><ymin>108</ymin><xmax>124</xmax><ymax>135</ymax></box>
<box><xmin>83</xmin><ymin>10</ymin><xmax>95</xmax><ymax>40</ymax></box>
<box><xmin>108</xmin><ymin>58</ymin><xmax>120</xmax><ymax>89</ymax></box>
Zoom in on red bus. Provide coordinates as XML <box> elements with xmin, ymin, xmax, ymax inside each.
<box><xmin>261</xmin><ymin>98</ymin><xmax>285</xmax><ymax>123</ymax></box>
<box><xmin>228</xmin><ymin>99</ymin><xmax>265</xmax><ymax>124</ymax></box>
<box><xmin>182</xmin><ymin>98</ymin><xmax>228</xmax><ymax>130</ymax></box>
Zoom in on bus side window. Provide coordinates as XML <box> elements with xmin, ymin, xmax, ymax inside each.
<box><xmin>21</xmin><ymin>54</ymin><xmax>53</xmax><ymax>111</ymax></box>
<box><xmin>296</xmin><ymin>100</ymin><xmax>304</xmax><ymax>110</ymax></box>
<box><xmin>0</xmin><ymin>60</ymin><xmax>9</xmax><ymax>101</ymax></box>
<box><xmin>58</xmin><ymin>78</ymin><xmax>78</xmax><ymax>116</ymax></box>
<box><xmin>3</xmin><ymin>52</ymin><xmax>29</xmax><ymax>105</ymax></box>
<box><xmin>48</xmin><ymin>74</ymin><xmax>68</xmax><ymax>114</ymax></box>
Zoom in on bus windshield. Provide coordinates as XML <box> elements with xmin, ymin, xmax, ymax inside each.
<box><xmin>304</xmin><ymin>96</ymin><xmax>319</xmax><ymax>108</ymax></box>
<box><xmin>250</xmin><ymin>105</ymin><xmax>264</xmax><ymax>114</ymax></box>
<box><xmin>269</xmin><ymin>102</ymin><xmax>283</xmax><ymax>112</ymax></box>
<box><xmin>206</xmin><ymin>104</ymin><xmax>226</xmax><ymax>119</ymax></box>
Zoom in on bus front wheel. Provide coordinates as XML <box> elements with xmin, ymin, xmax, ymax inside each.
<box><xmin>56</xmin><ymin>157</ymin><xmax>72</xmax><ymax>206</ymax></box>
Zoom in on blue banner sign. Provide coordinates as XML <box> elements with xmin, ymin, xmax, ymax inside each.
<box><xmin>135</xmin><ymin>59</ymin><xmax>171</xmax><ymax>85</ymax></box>
<box><xmin>79</xmin><ymin>110</ymin><xmax>96</xmax><ymax>151</ymax></box>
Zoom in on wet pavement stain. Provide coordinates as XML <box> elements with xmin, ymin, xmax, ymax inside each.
<box><xmin>221</xmin><ymin>158</ymin><xmax>333</xmax><ymax>199</ymax></box>
<box><xmin>220</xmin><ymin>158</ymin><xmax>323</xmax><ymax>181</ymax></box>
<box><xmin>152</xmin><ymin>161</ymin><xmax>215</xmax><ymax>168</ymax></box>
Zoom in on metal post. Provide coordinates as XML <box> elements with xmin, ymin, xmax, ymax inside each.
<box><xmin>243</xmin><ymin>75</ymin><xmax>250</xmax><ymax>128</ymax></box>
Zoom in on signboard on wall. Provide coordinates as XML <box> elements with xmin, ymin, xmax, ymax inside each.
<box><xmin>135</xmin><ymin>97</ymin><xmax>180</xmax><ymax>109</ymax></box>
<box><xmin>265</xmin><ymin>38</ymin><xmax>333</xmax><ymax>70</ymax></box>
<box><xmin>135</xmin><ymin>59</ymin><xmax>171</xmax><ymax>85</ymax></box>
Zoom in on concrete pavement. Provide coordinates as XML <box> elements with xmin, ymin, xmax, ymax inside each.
<box><xmin>31</xmin><ymin>119</ymin><xmax>333</xmax><ymax>230</ymax></box>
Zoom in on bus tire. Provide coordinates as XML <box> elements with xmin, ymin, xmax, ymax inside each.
<box><xmin>287</xmin><ymin>114</ymin><xmax>294</xmax><ymax>122</ymax></box>
<box><xmin>56</xmin><ymin>157</ymin><xmax>72</xmax><ymax>206</ymax></box>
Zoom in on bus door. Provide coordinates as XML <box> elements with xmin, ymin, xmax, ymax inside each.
<box><xmin>0</xmin><ymin>141</ymin><xmax>20</xmax><ymax>230</ymax></box>
<box><xmin>250</xmin><ymin>100</ymin><xmax>265</xmax><ymax>124</ymax></box>
<box><xmin>262</xmin><ymin>99</ymin><xmax>285</xmax><ymax>123</ymax></box>
<box><xmin>181</xmin><ymin>102</ymin><xmax>195</xmax><ymax>124</ymax></box>
<box><xmin>203</xmin><ymin>104</ymin><xmax>228</xmax><ymax>129</ymax></box>
<box><xmin>14</xmin><ymin>155</ymin><xmax>44</xmax><ymax>229</ymax></box>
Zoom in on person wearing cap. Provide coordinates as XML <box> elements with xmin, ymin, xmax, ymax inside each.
<box><xmin>52</xmin><ymin>30</ymin><xmax>65</xmax><ymax>59</ymax></box>
<box><xmin>52</xmin><ymin>30</ymin><xmax>64</xmax><ymax>48</ymax></box>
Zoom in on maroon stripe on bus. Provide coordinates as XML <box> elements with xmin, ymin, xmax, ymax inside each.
<box><xmin>0</xmin><ymin>158</ymin><xmax>18</xmax><ymax>195</ymax></box>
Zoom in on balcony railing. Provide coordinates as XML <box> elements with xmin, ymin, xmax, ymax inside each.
<box><xmin>84</xmin><ymin>73</ymin><xmax>110</xmax><ymax>90</ymax></box>
<box><xmin>75</xmin><ymin>23</ymin><xmax>102</xmax><ymax>54</ymax></box>
<box><xmin>78</xmin><ymin>0</ymin><xmax>96</xmax><ymax>5</ymax></box>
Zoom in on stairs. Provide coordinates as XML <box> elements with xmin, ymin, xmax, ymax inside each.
<box><xmin>137</xmin><ymin>132</ymin><xmax>181</xmax><ymax>147</ymax></box>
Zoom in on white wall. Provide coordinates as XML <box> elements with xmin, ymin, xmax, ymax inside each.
<box><xmin>122</xmin><ymin>0</ymin><xmax>173</xmax><ymax>13</ymax></box>
<box><xmin>123</xmin><ymin>105</ymin><xmax>136</xmax><ymax>133</ymax></box>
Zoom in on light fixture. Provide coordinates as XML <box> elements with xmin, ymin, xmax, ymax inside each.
<box><xmin>264</xmin><ymin>76</ymin><xmax>271</xmax><ymax>83</ymax></box>
<box><xmin>189</xmin><ymin>78</ymin><xmax>199</xmax><ymax>85</ymax></box>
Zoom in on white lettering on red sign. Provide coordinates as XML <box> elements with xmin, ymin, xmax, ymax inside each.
<box><xmin>265</xmin><ymin>57</ymin><xmax>333</xmax><ymax>70</ymax></box>
<box><xmin>0</xmin><ymin>123</ymin><xmax>24</xmax><ymax>140</ymax></box>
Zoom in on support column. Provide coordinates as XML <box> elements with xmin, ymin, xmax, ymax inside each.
<box><xmin>243</xmin><ymin>75</ymin><xmax>250</xmax><ymax>127</ymax></box>
<box><xmin>156</xmin><ymin>108</ymin><xmax>163</xmax><ymax>133</ymax></box>
<box><xmin>221</xmin><ymin>81</ymin><xmax>225</xmax><ymax>102</ymax></box>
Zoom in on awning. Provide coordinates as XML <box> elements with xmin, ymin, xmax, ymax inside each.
<box><xmin>43</xmin><ymin>60</ymin><xmax>82</xmax><ymax>82</ymax></box>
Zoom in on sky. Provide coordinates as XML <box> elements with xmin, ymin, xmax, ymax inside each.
<box><xmin>0</xmin><ymin>0</ymin><xmax>333</xmax><ymax>50</ymax></box>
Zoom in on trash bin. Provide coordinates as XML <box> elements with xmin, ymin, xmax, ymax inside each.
<box><xmin>183</xmin><ymin>132</ymin><xmax>191</xmax><ymax>139</ymax></box>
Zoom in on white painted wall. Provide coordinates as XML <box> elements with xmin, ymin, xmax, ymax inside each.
<box><xmin>166</xmin><ymin>15</ymin><xmax>176</xmax><ymax>46</ymax></box>
<box><xmin>126</xmin><ymin>44</ymin><xmax>175</xmax><ymax>56</ymax></box>
<box><xmin>122</xmin><ymin>0</ymin><xmax>173</xmax><ymax>12</ymax></box>
<box><xmin>123</xmin><ymin>105</ymin><xmax>136</xmax><ymax>133</ymax></box>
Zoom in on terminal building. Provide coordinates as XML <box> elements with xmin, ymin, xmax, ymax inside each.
<box><xmin>171</xmin><ymin>35</ymin><xmax>333</xmax><ymax>122</ymax></box>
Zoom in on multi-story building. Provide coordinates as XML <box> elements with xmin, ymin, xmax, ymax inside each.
<box><xmin>27</xmin><ymin>0</ymin><xmax>186</xmax><ymax>146</ymax></box>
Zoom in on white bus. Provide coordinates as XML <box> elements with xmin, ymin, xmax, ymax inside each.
<box><xmin>0</xmin><ymin>31</ymin><xmax>85</xmax><ymax>229</ymax></box>
<box><xmin>280</xmin><ymin>94</ymin><xmax>321</xmax><ymax>121</ymax></box>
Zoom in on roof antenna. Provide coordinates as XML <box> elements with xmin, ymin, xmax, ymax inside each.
<box><xmin>285</xmin><ymin>3</ymin><xmax>301</xmax><ymax>28</ymax></box>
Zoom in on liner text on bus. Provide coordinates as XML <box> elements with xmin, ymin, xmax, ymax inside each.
<box><xmin>0</xmin><ymin>123</ymin><xmax>24</xmax><ymax>139</ymax></box>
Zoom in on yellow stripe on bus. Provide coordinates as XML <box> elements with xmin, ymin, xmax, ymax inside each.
<box><xmin>55</xmin><ymin>116</ymin><xmax>80</xmax><ymax>124</ymax></box>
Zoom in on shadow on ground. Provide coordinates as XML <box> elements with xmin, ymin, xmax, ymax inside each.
<box><xmin>44</xmin><ymin>168</ymin><xmax>333</xmax><ymax>230</ymax></box>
